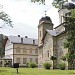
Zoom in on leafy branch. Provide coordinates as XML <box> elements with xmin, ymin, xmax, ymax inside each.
<box><xmin>0</xmin><ymin>11</ymin><xmax>13</xmax><ymax>28</ymax></box>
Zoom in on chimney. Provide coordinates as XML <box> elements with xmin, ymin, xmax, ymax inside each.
<box><xmin>21</xmin><ymin>38</ymin><xmax>23</xmax><ymax>43</ymax></box>
<box><xmin>25</xmin><ymin>36</ymin><xmax>27</xmax><ymax>38</ymax></box>
<box><xmin>18</xmin><ymin>35</ymin><xmax>20</xmax><ymax>37</ymax></box>
<box><xmin>33</xmin><ymin>39</ymin><xmax>35</xmax><ymax>44</ymax></box>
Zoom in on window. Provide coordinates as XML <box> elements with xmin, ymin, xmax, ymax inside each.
<box><xmin>29</xmin><ymin>49</ymin><xmax>32</xmax><ymax>54</ymax></box>
<box><xmin>16</xmin><ymin>47</ymin><xmax>20</xmax><ymax>53</ymax></box>
<box><xmin>35</xmin><ymin>58</ymin><xmax>38</xmax><ymax>64</ymax></box>
<box><xmin>23</xmin><ymin>58</ymin><xmax>27</xmax><ymax>64</ymax></box>
<box><xmin>16</xmin><ymin>58</ymin><xmax>20</xmax><ymax>64</ymax></box>
<box><xmin>23</xmin><ymin>48</ymin><xmax>27</xmax><ymax>53</ymax></box>
<box><xmin>30</xmin><ymin>58</ymin><xmax>32</xmax><ymax>62</ymax></box>
<box><xmin>47</xmin><ymin>51</ymin><xmax>49</xmax><ymax>57</ymax></box>
<box><xmin>35</xmin><ymin>48</ymin><xmax>38</xmax><ymax>54</ymax></box>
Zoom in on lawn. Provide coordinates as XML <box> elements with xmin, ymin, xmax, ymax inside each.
<box><xmin>0</xmin><ymin>67</ymin><xmax>75</xmax><ymax>75</ymax></box>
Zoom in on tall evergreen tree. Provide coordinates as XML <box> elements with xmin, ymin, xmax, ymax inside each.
<box><xmin>0</xmin><ymin>34</ymin><xmax>5</xmax><ymax>58</ymax></box>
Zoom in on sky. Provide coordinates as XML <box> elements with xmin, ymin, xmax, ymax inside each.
<box><xmin>0</xmin><ymin>0</ymin><xmax>60</xmax><ymax>39</ymax></box>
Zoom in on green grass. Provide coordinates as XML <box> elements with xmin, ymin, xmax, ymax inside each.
<box><xmin>0</xmin><ymin>67</ymin><xmax>75</xmax><ymax>75</ymax></box>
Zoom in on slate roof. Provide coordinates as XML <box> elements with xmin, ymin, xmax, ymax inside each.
<box><xmin>8</xmin><ymin>36</ymin><xmax>38</xmax><ymax>45</ymax></box>
<box><xmin>46</xmin><ymin>29</ymin><xmax>65</xmax><ymax>36</ymax></box>
<box><xmin>46</xmin><ymin>29</ymin><xmax>57</xmax><ymax>36</ymax></box>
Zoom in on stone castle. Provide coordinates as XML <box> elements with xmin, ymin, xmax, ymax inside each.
<box><xmin>38</xmin><ymin>8</ymin><xmax>70</xmax><ymax>69</ymax></box>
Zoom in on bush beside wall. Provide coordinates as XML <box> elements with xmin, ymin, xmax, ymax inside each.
<box><xmin>43</xmin><ymin>62</ymin><xmax>52</xmax><ymax>70</ymax></box>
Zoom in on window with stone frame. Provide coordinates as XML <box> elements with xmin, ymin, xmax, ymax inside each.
<box><xmin>30</xmin><ymin>58</ymin><xmax>32</xmax><ymax>62</ymax></box>
<box><xmin>35</xmin><ymin>48</ymin><xmax>38</xmax><ymax>54</ymax></box>
<box><xmin>16</xmin><ymin>47</ymin><xmax>20</xmax><ymax>53</ymax></box>
<box><xmin>16</xmin><ymin>58</ymin><xmax>20</xmax><ymax>64</ymax></box>
<box><xmin>23</xmin><ymin>58</ymin><xmax>27</xmax><ymax>64</ymax></box>
<box><xmin>35</xmin><ymin>58</ymin><xmax>38</xmax><ymax>64</ymax></box>
<box><xmin>23</xmin><ymin>48</ymin><xmax>27</xmax><ymax>53</ymax></box>
<box><xmin>29</xmin><ymin>49</ymin><xmax>32</xmax><ymax>54</ymax></box>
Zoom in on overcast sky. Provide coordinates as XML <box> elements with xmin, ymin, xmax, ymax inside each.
<box><xmin>0</xmin><ymin>0</ymin><xmax>60</xmax><ymax>39</ymax></box>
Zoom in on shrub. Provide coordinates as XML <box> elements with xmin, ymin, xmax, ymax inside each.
<box><xmin>61</xmin><ymin>56</ymin><xmax>66</xmax><ymax>61</ymax></box>
<box><xmin>43</xmin><ymin>62</ymin><xmax>51</xmax><ymax>70</ymax></box>
<box><xmin>26</xmin><ymin>62</ymin><xmax>29</xmax><ymax>67</ymax></box>
<box><xmin>59</xmin><ymin>62</ymin><xmax>66</xmax><ymax>70</ymax></box>
<box><xmin>29</xmin><ymin>62</ymin><xmax>37</xmax><ymax>68</ymax></box>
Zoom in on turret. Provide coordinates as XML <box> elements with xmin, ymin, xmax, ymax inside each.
<box><xmin>38</xmin><ymin>16</ymin><xmax>53</xmax><ymax>46</ymax></box>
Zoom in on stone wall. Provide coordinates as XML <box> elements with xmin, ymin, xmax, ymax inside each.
<box><xmin>43</xmin><ymin>33</ymin><xmax>53</xmax><ymax>68</ymax></box>
<box><xmin>56</xmin><ymin>33</ymin><xmax>68</xmax><ymax>69</ymax></box>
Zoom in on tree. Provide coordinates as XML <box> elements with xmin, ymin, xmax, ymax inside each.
<box><xmin>50</xmin><ymin>56</ymin><xmax>57</xmax><ymax>69</ymax></box>
<box><xmin>30</xmin><ymin>0</ymin><xmax>68</xmax><ymax>7</ymax></box>
<box><xmin>0</xmin><ymin>11</ymin><xmax>13</xmax><ymax>57</ymax></box>
<box><xmin>0</xmin><ymin>11</ymin><xmax>13</xmax><ymax>28</ymax></box>
<box><xmin>31</xmin><ymin>0</ymin><xmax>45</xmax><ymax>4</ymax></box>
<box><xmin>0</xmin><ymin>4</ymin><xmax>13</xmax><ymax>28</ymax></box>
<box><xmin>61</xmin><ymin>56</ymin><xmax>66</xmax><ymax>61</ymax></box>
<box><xmin>52</xmin><ymin>0</ymin><xmax>68</xmax><ymax>8</ymax></box>
<box><xmin>0</xmin><ymin>34</ymin><xmax>5</xmax><ymax>58</ymax></box>
<box><xmin>64</xmin><ymin>11</ymin><xmax>75</xmax><ymax>69</ymax></box>
<box><xmin>50</xmin><ymin>56</ymin><xmax>57</xmax><ymax>60</ymax></box>
<box><xmin>0</xmin><ymin>5</ymin><xmax>13</xmax><ymax>58</ymax></box>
